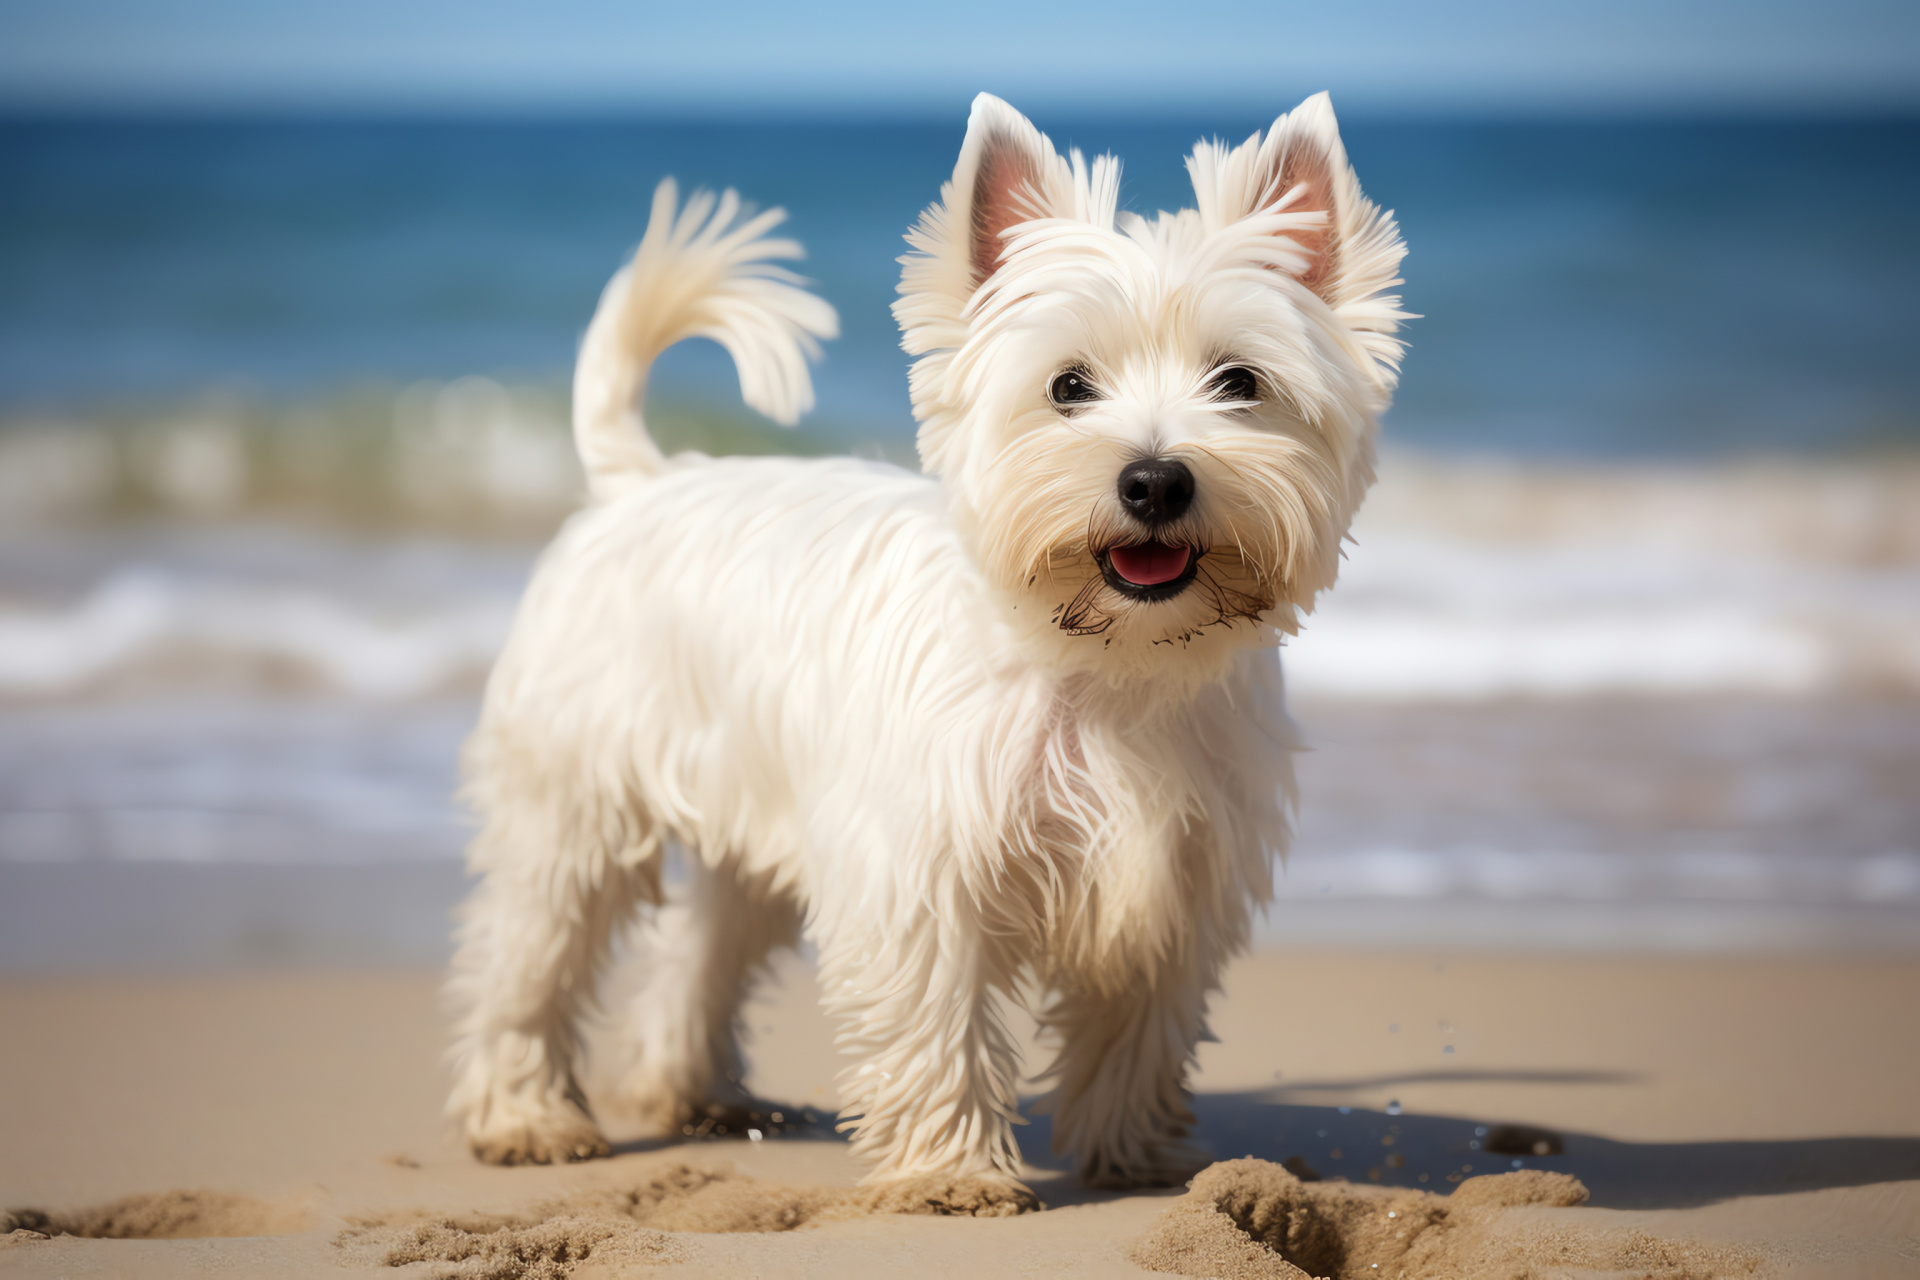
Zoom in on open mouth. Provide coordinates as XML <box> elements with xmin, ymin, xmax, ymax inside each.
<box><xmin>1100</xmin><ymin>541</ymin><xmax>1201</xmax><ymax>601</ymax></box>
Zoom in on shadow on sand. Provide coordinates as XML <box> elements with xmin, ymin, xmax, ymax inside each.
<box><xmin>1028</xmin><ymin>1085</ymin><xmax>1920</xmax><ymax>1209</ymax></box>
<box><xmin>609</xmin><ymin>1080</ymin><xmax>1920</xmax><ymax>1210</ymax></box>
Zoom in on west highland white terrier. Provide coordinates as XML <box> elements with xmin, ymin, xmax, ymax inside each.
<box><xmin>447</xmin><ymin>91</ymin><xmax>1407</xmax><ymax>1210</ymax></box>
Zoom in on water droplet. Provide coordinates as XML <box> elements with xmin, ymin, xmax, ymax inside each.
<box><xmin>1388</xmin><ymin>1023</ymin><xmax>1400</xmax><ymax>1034</ymax></box>
<box><xmin>1470</xmin><ymin>1140</ymin><xmax>1480</xmax><ymax>1150</ymax></box>
<box><xmin>1387</xmin><ymin>1211</ymin><xmax>1397</xmax><ymax>1219</ymax></box>
<box><xmin>1475</xmin><ymin>1126</ymin><xmax>1488</xmax><ymax>1136</ymax></box>
<box><xmin>748</xmin><ymin>1129</ymin><xmax>763</xmax><ymax>1142</ymax></box>
<box><xmin>1316</xmin><ymin>1129</ymin><xmax>1327</xmax><ymax>1138</ymax></box>
<box><xmin>1512</xmin><ymin>1158</ymin><xmax>1523</xmax><ymax>1169</ymax></box>
<box><xmin>1386</xmin><ymin>1099</ymin><xmax>1402</xmax><ymax>1115</ymax></box>
<box><xmin>1443</xmin><ymin>1045</ymin><xmax>1456</xmax><ymax>1055</ymax></box>
<box><xmin>1274</xmin><ymin>1070</ymin><xmax>1285</xmax><ymax>1080</ymax></box>
<box><xmin>1338</xmin><ymin>1106</ymin><xmax>1352</xmax><ymax>1115</ymax></box>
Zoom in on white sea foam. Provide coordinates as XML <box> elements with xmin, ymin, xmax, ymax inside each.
<box><xmin>0</xmin><ymin>455</ymin><xmax>1915</xmax><ymax>702</ymax></box>
<box><xmin>1284</xmin><ymin>455</ymin><xmax>1920</xmax><ymax>699</ymax></box>
<box><xmin>0</xmin><ymin>699</ymin><xmax>474</xmax><ymax>864</ymax></box>
<box><xmin>2</xmin><ymin>535</ymin><xmax>1914</xmax><ymax>701</ymax></box>
<box><xmin>1273</xmin><ymin>845</ymin><xmax>1920</xmax><ymax>906</ymax></box>
<box><xmin>0</xmin><ymin>561</ymin><xmax>516</xmax><ymax>700</ymax></box>
<box><xmin>1284</xmin><ymin>533</ymin><xmax>1920</xmax><ymax>698</ymax></box>
<box><xmin>4</xmin><ymin>699</ymin><xmax>1909</xmax><ymax>921</ymax></box>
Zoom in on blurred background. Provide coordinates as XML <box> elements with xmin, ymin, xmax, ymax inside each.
<box><xmin>1</xmin><ymin>0</ymin><xmax>1916</xmax><ymax>968</ymax></box>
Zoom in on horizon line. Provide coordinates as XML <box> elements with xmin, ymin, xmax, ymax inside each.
<box><xmin>3</xmin><ymin>92</ymin><xmax>1919</xmax><ymax>125</ymax></box>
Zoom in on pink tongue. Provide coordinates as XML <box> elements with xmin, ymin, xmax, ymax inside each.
<box><xmin>1109</xmin><ymin>542</ymin><xmax>1192</xmax><ymax>586</ymax></box>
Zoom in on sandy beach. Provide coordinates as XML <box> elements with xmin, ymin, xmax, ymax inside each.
<box><xmin>3</xmin><ymin>947</ymin><xmax>1916</xmax><ymax>1277</ymax></box>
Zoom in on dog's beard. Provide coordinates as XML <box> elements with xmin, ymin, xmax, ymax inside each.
<box><xmin>1048</xmin><ymin>538</ymin><xmax>1274</xmax><ymax>642</ymax></box>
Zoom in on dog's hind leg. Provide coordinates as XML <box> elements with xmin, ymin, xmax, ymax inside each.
<box><xmin>613</xmin><ymin>852</ymin><xmax>799</xmax><ymax>1135</ymax></box>
<box><xmin>445</xmin><ymin>770</ymin><xmax>660</xmax><ymax>1165</ymax></box>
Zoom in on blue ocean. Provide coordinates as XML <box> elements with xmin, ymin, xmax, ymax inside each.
<box><xmin>4</xmin><ymin>111</ymin><xmax>1919</xmax><ymax>966</ymax></box>
<box><xmin>3</xmin><ymin>112</ymin><xmax>1916</xmax><ymax>456</ymax></box>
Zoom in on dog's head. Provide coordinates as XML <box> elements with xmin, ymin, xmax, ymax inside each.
<box><xmin>897</xmin><ymin>93</ymin><xmax>1407</xmax><ymax>683</ymax></box>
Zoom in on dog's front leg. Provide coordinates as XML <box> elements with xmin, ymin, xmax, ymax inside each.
<box><xmin>1035</xmin><ymin>946</ymin><xmax>1220</xmax><ymax>1189</ymax></box>
<box><xmin>817</xmin><ymin>888</ymin><xmax>1038</xmax><ymax>1215</ymax></box>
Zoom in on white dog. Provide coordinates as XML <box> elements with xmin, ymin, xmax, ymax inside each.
<box><xmin>447</xmin><ymin>91</ymin><xmax>1406</xmax><ymax>1209</ymax></box>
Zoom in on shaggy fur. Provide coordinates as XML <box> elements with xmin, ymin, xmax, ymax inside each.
<box><xmin>446</xmin><ymin>92</ymin><xmax>1407</xmax><ymax>1206</ymax></box>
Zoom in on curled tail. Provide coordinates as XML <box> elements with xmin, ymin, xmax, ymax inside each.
<box><xmin>573</xmin><ymin>178</ymin><xmax>840</xmax><ymax>501</ymax></box>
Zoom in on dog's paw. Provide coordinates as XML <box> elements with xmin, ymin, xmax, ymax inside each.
<box><xmin>1081</xmin><ymin>1138</ymin><xmax>1214</xmax><ymax>1190</ymax></box>
<box><xmin>465</xmin><ymin>1108</ymin><xmax>612</xmax><ymax>1166</ymax></box>
<box><xmin>858</xmin><ymin>1173</ymin><xmax>1043</xmax><ymax>1218</ymax></box>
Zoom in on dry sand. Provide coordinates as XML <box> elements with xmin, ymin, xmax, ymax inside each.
<box><xmin>2</xmin><ymin>949</ymin><xmax>1916</xmax><ymax>1278</ymax></box>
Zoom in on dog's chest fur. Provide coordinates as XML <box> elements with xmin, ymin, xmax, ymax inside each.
<box><xmin>1017</xmin><ymin>670</ymin><xmax>1290</xmax><ymax>971</ymax></box>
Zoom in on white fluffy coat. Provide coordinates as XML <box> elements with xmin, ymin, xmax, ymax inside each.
<box><xmin>447</xmin><ymin>92</ymin><xmax>1407</xmax><ymax>1202</ymax></box>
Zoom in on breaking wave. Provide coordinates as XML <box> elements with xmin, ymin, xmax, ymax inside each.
<box><xmin>1286</xmin><ymin>453</ymin><xmax>1920</xmax><ymax>700</ymax></box>
<box><xmin>0</xmin><ymin>568</ymin><xmax>512</xmax><ymax>699</ymax></box>
<box><xmin>0</xmin><ymin>442</ymin><xmax>1915</xmax><ymax>702</ymax></box>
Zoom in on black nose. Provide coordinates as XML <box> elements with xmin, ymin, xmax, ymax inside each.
<box><xmin>1116</xmin><ymin>457</ymin><xmax>1195</xmax><ymax>524</ymax></box>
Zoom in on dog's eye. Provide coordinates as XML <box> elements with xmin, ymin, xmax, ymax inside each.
<box><xmin>1048</xmin><ymin>368</ymin><xmax>1102</xmax><ymax>409</ymax></box>
<box><xmin>1208</xmin><ymin>365</ymin><xmax>1261</xmax><ymax>405</ymax></box>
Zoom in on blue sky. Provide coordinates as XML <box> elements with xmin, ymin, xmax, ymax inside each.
<box><xmin>3</xmin><ymin>0</ymin><xmax>1916</xmax><ymax>113</ymax></box>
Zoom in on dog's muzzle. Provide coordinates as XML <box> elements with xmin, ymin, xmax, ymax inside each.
<box><xmin>1103</xmin><ymin>457</ymin><xmax>1202</xmax><ymax>600</ymax></box>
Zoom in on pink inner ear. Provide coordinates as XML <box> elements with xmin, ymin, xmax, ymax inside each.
<box><xmin>970</xmin><ymin>144</ymin><xmax>1039</xmax><ymax>286</ymax></box>
<box><xmin>1273</xmin><ymin>147</ymin><xmax>1337</xmax><ymax>297</ymax></box>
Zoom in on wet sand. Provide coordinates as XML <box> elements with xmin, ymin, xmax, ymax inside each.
<box><xmin>3</xmin><ymin>949</ymin><xmax>1917</xmax><ymax>1277</ymax></box>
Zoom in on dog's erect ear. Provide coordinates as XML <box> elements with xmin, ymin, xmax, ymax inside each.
<box><xmin>1188</xmin><ymin>92</ymin><xmax>1408</xmax><ymax>383</ymax></box>
<box><xmin>896</xmin><ymin>94</ymin><xmax>1124</xmax><ymax>469</ymax></box>
<box><xmin>896</xmin><ymin>94</ymin><xmax>1079</xmax><ymax>469</ymax></box>
<box><xmin>898</xmin><ymin>94</ymin><xmax>1112</xmax><ymax>325</ymax></box>
<box><xmin>950</xmin><ymin>94</ymin><xmax>1074</xmax><ymax>287</ymax></box>
<box><xmin>1255</xmin><ymin>93</ymin><xmax>1344</xmax><ymax>297</ymax></box>
<box><xmin>1189</xmin><ymin>92</ymin><xmax>1362</xmax><ymax>305</ymax></box>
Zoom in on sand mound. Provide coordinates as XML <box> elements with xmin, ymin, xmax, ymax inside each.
<box><xmin>566</xmin><ymin>1162</ymin><xmax>844</xmax><ymax>1233</ymax></box>
<box><xmin>366</xmin><ymin>1214</ymin><xmax>682</xmax><ymax>1280</ymax></box>
<box><xmin>850</xmin><ymin>1172</ymin><xmax>1041</xmax><ymax>1218</ymax></box>
<box><xmin>562</xmin><ymin>1161</ymin><xmax>1035</xmax><ymax>1228</ymax></box>
<box><xmin>1129</xmin><ymin>1159</ymin><xmax>1761</xmax><ymax>1280</ymax></box>
<box><xmin>338</xmin><ymin>1161</ymin><xmax>1037</xmax><ymax>1278</ymax></box>
<box><xmin>1</xmin><ymin>1189</ymin><xmax>305</xmax><ymax>1239</ymax></box>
